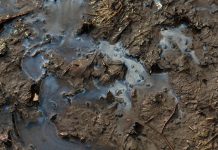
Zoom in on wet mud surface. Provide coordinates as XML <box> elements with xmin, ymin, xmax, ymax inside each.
<box><xmin>0</xmin><ymin>0</ymin><xmax>218</xmax><ymax>149</ymax></box>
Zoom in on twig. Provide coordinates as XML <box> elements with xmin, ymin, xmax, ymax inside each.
<box><xmin>106</xmin><ymin>1</ymin><xmax>123</xmax><ymax>22</ymax></box>
<box><xmin>161</xmin><ymin>103</ymin><xmax>178</xmax><ymax>134</ymax></box>
<box><xmin>144</xmin><ymin>116</ymin><xmax>154</xmax><ymax>124</ymax></box>
<box><xmin>111</xmin><ymin>21</ymin><xmax>130</xmax><ymax>42</ymax></box>
<box><xmin>188</xmin><ymin>126</ymin><xmax>196</xmax><ymax>132</ymax></box>
<box><xmin>146</xmin><ymin>123</ymin><xmax>174</xmax><ymax>150</ymax></box>
<box><xmin>204</xmin><ymin>134</ymin><xmax>218</xmax><ymax>146</ymax></box>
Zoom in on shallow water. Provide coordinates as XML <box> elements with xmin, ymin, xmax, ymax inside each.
<box><xmin>0</xmin><ymin>0</ymin><xmax>19</xmax><ymax>15</ymax></box>
<box><xmin>19</xmin><ymin>0</ymin><xmax>179</xmax><ymax>148</ymax></box>
<box><xmin>18</xmin><ymin>1</ymin><xmax>92</xmax><ymax>149</ymax></box>
<box><xmin>97</xmin><ymin>41</ymin><xmax>149</xmax><ymax>110</ymax></box>
<box><xmin>21</xmin><ymin>54</ymin><xmax>48</xmax><ymax>81</ymax></box>
<box><xmin>15</xmin><ymin>75</ymin><xmax>90</xmax><ymax>149</ymax></box>
<box><xmin>159</xmin><ymin>25</ymin><xmax>200</xmax><ymax>64</ymax></box>
<box><xmin>98</xmin><ymin>41</ymin><xmax>147</xmax><ymax>86</ymax></box>
<box><xmin>56</xmin><ymin>35</ymin><xmax>96</xmax><ymax>62</ymax></box>
<box><xmin>44</xmin><ymin>0</ymin><xmax>86</xmax><ymax>35</ymax></box>
<box><xmin>22</xmin><ymin>0</ymin><xmax>92</xmax><ymax>62</ymax></box>
<box><xmin>16</xmin><ymin>115</ymin><xmax>88</xmax><ymax>150</ymax></box>
<box><xmin>40</xmin><ymin>76</ymin><xmax>73</xmax><ymax>117</ymax></box>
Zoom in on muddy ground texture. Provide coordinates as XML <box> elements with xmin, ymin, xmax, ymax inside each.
<box><xmin>0</xmin><ymin>0</ymin><xmax>218</xmax><ymax>149</ymax></box>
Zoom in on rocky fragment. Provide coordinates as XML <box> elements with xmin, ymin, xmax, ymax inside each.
<box><xmin>0</xmin><ymin>40</ymin><xmax>7</xmax><ymax>56</ymax></box>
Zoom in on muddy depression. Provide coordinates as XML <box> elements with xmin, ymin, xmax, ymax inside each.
<box><xmin>0</xmin><ymin>0</ymin><xmax>218</xmax><ymax>150</ymax></box>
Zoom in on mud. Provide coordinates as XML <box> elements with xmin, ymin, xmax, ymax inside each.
<box><xmin>0</xmin><ymin>0</ymin><xmax>218</xmax><ymax>150</ymax></box>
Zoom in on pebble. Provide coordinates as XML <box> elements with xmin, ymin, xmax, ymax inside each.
<box><xmin>0</xmin><ymin>40</ymin><xmax>7</xmax><ymax>56</ymax></box>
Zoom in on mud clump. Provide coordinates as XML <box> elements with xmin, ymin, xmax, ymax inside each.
<box><xmin>46</xmin><ymin>52</ymin><xmax>127</xmax><ymax>86</ymax></box>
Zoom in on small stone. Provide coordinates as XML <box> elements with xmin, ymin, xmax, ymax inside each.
<box><xmin>33</xmin><ymin>93</ymin><xmax>39</xmax><ymax>101</ymax></box>
<box><xmin>0</xmin><ymin>133</ymin><xmax>8</xmax><ymax>142</ymax></box>
<box><xmin>0</xmin><ymin>40</ymin><xmax>7</xmax><ymax>56</ymax></box>
<box><xmin>24</xmin><ymin>31</ymin><xmax>31</xmax><ymax>38</ymax></box>
<box><xmin>206</xmin><ymin>117</ymin><xmax>216</xmax><ymax>123</ymax></box>
<box><xmin>59</xmin><ymin>132</ymin><xmax>68</xmax><ymax>136</ymax></box>
<box><xmin>13</xmin><ymin>29</ymin><xmax>19</xmax><ymax>35</ymax></box>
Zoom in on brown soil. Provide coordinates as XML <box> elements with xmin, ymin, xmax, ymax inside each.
<box><xmin>0</xmin><ymin>0</ymin><xmax>217</xmax><ymax>150</ymax></box>
<box><xmin>54</xmin><ymin>0</ymin><xmax>218</xmax><ymax>149</ymax></box>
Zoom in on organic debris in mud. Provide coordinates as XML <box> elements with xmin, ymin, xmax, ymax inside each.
<box><xmin>89</xmin><ymin>0</ymin><xmax>123</xmax><ymax>27</ymax></box>
<box><xmin>55</xmin><ymin>93</ymin><xmax>179</xmax><ymax>150</ymax></box>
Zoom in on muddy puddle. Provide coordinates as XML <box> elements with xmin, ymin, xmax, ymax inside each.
<box><xmin>1</xmin><ymin>0</ymin><xmax>217</xmax><ymax>149</ymax></box>
<box><xmin>19</xmin><ymin>0</ymin><xmax>178</xmax><ymax>148</ymax></box>
<box><xmin>15</xmin><ymin>115</ymin><xmax>87</xmax><ymax>150</ymax></box>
